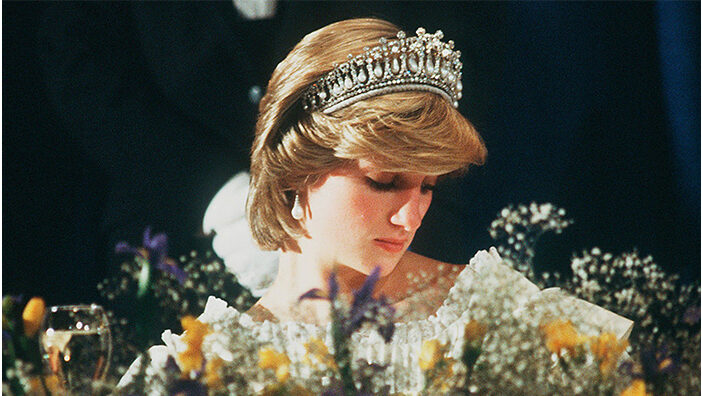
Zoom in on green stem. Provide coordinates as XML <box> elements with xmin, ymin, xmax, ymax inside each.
<box><xmin>5</xmin><ymin>336</ymin><xmax>17</xmax><ymax>363</ymax></box>
<box><xmin>331</xmin><ymin>308</ymin><xmax>355</xmax><ymax>395</ymax></box>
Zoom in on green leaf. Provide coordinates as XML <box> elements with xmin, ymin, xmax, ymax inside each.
<box><xmin>137</xmin><ymin>259</ymin><xmax>152</xmax><ymax>298</ymax></box>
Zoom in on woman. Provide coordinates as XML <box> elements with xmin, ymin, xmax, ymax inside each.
<box><xmin>244</xmin><ymin>18</ymin><xmax>486</xmax><ymax>324</ymax></box>
<box><xmin>120</xmin><ymin>18</ymin><xmax>633</xmax><ymax>392</ymax></box>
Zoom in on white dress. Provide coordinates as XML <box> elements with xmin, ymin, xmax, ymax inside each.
<box><xmin>118</xmin><ymin>248</ymin><xmax>633</xmax><ymax>394</ymax></box>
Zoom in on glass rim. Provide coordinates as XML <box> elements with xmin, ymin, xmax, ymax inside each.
<box><xmin>42</xmin><ymin>303</ymin><xmax>110</xmax><ymax>333</ymax></box>
<box><xmin>47</xmin><ymin>303</ymin><xmax>105</xmax><ymax>313</ymax></box>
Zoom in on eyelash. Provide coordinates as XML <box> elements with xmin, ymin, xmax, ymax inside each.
<box><xmin>366</xmin><ymin>178</ymin><xmax>435</xmax><ymax>193</ymax></box>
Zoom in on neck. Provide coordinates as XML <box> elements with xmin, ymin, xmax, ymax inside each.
<box><xmin>258</xmin><ymin>246</ymin><xmax>374</xmax><ymax>324</ymax></box>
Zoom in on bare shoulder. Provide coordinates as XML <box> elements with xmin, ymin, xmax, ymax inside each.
<box><xmin>378</xmin><ymin>252</ymin><xmax>466</xmax><ymax>321</ymax></box>
<box><xmin>399</xmin><ymin>251</ymin><xmax>465</xmax><ymax>286</ymax></box>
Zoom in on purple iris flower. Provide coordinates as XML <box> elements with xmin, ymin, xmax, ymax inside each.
<box><xmin>351</xmin><ymin>268</ymin><xmax>381</xmax><ymax>315</ymax></box>
<box><xmin>300</xmin><ymin>266</ymin><xmax>395</xmax><ymax>342</ymax></box>
<box><xmin>115</xmin><ymin>226</ymin><xmax>187</xmax><ymax>284</ymax></box>
<box><xmin>346</xmin><ymin>268</ymin><xmax>395</xmax><ymax>342</ymax></box>
<box><xmin>299</xmin><ymin>271</ymin><xmax>340</xmax><ymax>301</ymax></box>
<box><xmin>329</xmin><ymin>271</ymin><xmax>340</xmax><ymax>301</ymax></box>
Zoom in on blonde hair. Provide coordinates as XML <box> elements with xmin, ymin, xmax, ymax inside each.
<box><xmin>247</xmin><ymin>18</ymin><xmax>487</xmax><ymax>250</ymax></box>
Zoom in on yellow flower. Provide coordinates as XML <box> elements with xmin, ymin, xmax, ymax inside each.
<box><xmin>464</xmin><ymin>320</ymin><xmax>487</xmax><ymax>341</ymax></box>
<box><xmin>540</xmin><ymin>319</ymin><xmax>587</xmax><ymax>357</ymax></box>
<box><xmin>26</xmin><ymin>374</ymin><xmax>65</xmax><ymax>396</ymax></box>
<box><xmin>259</xmin><ymin>347</ymin><xmax>291</xmax><ymax>383</ymax></box>
<box><xmin>205</xmin><ymin>357</ymin><xmax>224</xmax><ymax>390</ymax></box>
<box><xmin>177</xmin><ymin>316</ymin><xmax>211</xmax><ymax>375</ymax></box>
<box><xmin>43</xmin><ymin>374</ymin><xmax>62</xmax><ymax>395</ymax></box>
<box><xmin>619</xmin><ymin>379</ymin><xmax>650</xmax><ymax>396</ymax></box>
<box><xmin>22</xmin><ymin>297</ymin><xmax>45</xmax><ymax>337</ymax></box>
<box><xmin>434</xmin><ymin>358</ymin><xmax>456</xmax><ymax>392</ymax></box>
<box><xmin>658</xmin><ymin>356</ymin><xmax>674</xmax><ymax>372</ymax></box>
<box><xmin>44</xmin><ymin>374</ymin><xmax>65</xmax><ymax>395</ymax></box>
<box><xmin>303</xmin><ymin>337</ymin><xmax>336</xmax><ymax>369</ymax></box>
<box><xmin>418</xmin><ymin>339</ymin><xmax>448</xmax><ymax>371</ymax></box>
<box><xmin>464</xmin><ymin>320</ymin><xmax>487</xmax><ymax>347</ymax></box>
<box><xmin>590</xmin><ymin>332</ymin><xmax>628</xmax><ymax>375</ymax></box>
<box><xmin>419</xmin><ymin>339</ymin><xmax>456</xmax><ymax>392</ymax></box>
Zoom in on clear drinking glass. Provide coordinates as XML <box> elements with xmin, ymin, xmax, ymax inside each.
<box><xmin>39</xmin><ymin>304</ymin><xmax>112</xmax><ymax>394</ymax></box>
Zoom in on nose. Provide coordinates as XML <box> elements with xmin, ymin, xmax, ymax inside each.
<box><xmin>390</xmin><ymin>188</ymin><xmax>429</xmax><ymax>232</ymax></box>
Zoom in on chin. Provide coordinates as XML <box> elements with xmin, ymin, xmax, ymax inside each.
<box><xmin>360</xmin><ymin>256</ymin><xmax>400</xmax><ymax>277</ymax></box>
<box><xmin>338</xmin><ymin>249</ymin><xmax>403</xmax><ymax>277</ymax></box>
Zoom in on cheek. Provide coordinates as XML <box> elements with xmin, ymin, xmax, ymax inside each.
<box><xmin>419</xmin><ymin>194</ymin><xmax>433</xmax><ymax>218</ymax></box>
<box><xmin>347</xmin><ymin>192</ymin><xmax>379</xmax><ymax>223</ymax></box>
<box><xmin>306</xmin><ymin>181</ymin><xmax>380</xmax><ymax>238</ymax></box>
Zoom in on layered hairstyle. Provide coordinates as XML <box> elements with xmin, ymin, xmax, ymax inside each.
<box><xmin>247</xmin><ymin>18</ymin><xmax>487</xmax><ymax>250</ymax></box>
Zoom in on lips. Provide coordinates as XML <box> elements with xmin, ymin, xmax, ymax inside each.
<box><xmin>373</xmin><ymin>238</ymin><xmax>408</xmax><ymax>253</ymax></box>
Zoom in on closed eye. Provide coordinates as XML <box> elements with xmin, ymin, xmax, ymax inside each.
<box><xmin>366</xmin><ymin>177</ymin><xmax>396</xmax><ymax>191</ymax></box>
<box><xmin>366</xmin><ymin>177</ymin><xmax>436</xmax><ymax>194</ymax></box>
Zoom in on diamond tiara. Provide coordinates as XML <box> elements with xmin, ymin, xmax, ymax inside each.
<box><xmin>302</xmin><ymin>28</ymin><xmax>463</xmax><ymax>114</ymax></box>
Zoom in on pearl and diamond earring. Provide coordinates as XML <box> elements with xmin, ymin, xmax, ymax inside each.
<box><xmin>291</xmin><ymin>193</ymin><xmax>304</xmax><ymax>220</ymax></box>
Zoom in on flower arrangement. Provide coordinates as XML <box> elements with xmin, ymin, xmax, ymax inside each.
<box><xmin>489</xmin><ymin>202</ymin><xmax>573</xmax><ymax>279</ymax></box>
<box><xmin>483</xmin><ymin>203</ymin><xmax>700</xmax><ymax>395</ymax></box>
<box><xmin>297</xmin><ymin>267</ymin><xmax>395</xmax><ymax>395</ymax></box>
<box><xmin>97</xmin><ymin>227</ymin><xmax>256</xmax><ymax>378</ymax></box>
<box><xmin>3</xmin><ymin>203</ymin><xmax>699</xmax><ymax>395</ymax></box>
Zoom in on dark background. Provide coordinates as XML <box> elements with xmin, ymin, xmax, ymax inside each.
<box><xmin>4</xmin><ymin>2</ymin><xmax>699</xmax><ymax>305</ymax></box>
